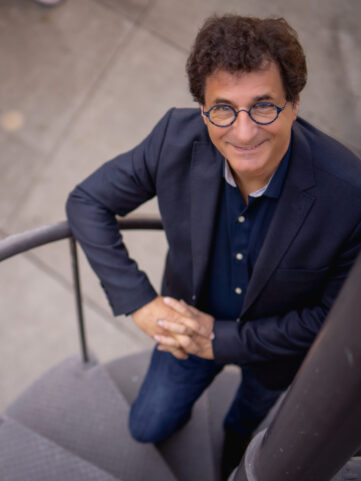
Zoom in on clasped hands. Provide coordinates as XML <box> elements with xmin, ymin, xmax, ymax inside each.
<box><xmin>131</xmin><ymin>296</ymin><xmax>215</xmax><ymax>360</ymax></box>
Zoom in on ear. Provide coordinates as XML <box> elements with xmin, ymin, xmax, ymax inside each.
<box><xmin>200</xmin><ymin>104</ymin><xmax>208</xmax><ymax>126</ymax></box>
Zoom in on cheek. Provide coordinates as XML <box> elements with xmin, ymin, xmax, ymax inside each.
<box><xmin>266</xmin><ymin>126</ymin><xmax>293</xmax><ymax>156</ymax></box>
<box><xmin>267</xmin><ymin>120</ymin><xmax>292</xmax><ymax>141</ymax></box>
<box><xmin>207</xmin><ymin>128</ymin><xmax>225</xmax><ymax>147</ymax></box>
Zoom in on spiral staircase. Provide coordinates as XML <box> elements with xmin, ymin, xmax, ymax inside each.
<box><xmin>0</xmin><ymin>349</ymin><xmax>240</xmax><ymax>481</ymax></box>
<box><xmin>1</xmin><ymin>217</ymin><xmax>361</xmax><ymax>481</ymax></box>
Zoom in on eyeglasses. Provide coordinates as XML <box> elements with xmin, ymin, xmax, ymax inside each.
<box><xmin>203</xmin><ymin>101</ymin><xmax>287</xmax><ymax>127</ymax></box>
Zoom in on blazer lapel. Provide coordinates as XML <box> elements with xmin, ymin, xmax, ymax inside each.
<box><xmin>190</xmin><ymin>141</ymin><xmax>223</xmax><ymax>300</ymax></box>
<box><xmin>242</xmin><ymin>123</ymin><xmax>316</xmax><ymax>315</ymax></box>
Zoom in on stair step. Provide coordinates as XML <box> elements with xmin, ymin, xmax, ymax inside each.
<box><xmin>6</xmin><ymin>355</ymin><xmax>177</xmax><ymax>481</ymax></box>
<box><xmin>0</xmin><ymin>416</ymin><xmax>121</xmax><ymax>481</ymax></box>
<box><xmin>106</xmin><ymin>352</ymin><xmax>240</xmax><ymax>481</ymax></box>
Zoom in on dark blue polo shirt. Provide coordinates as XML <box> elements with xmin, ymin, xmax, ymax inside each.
<box><xmin>202</xmin><ymin>143</ymin><xmax>291</xmax><ymax>357</ymax></box>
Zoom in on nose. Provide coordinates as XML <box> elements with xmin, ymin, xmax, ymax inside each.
<box><xmin>232</xmin><ymin>110</ymin><xmax>258</xmax><ymax>144</ymax></box>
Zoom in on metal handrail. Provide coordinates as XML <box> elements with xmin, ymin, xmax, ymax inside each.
<box><xmin>0</xmin><ymin>214</ymin><xmax>163</xmax><ymax>363</ymax></box>
<box><xmin>0</xmin><ymin>215</ymin><xmax>163</xmax><ymax>262</ymax></box>
<box><xmin>234</xmin><ymin>248</ymin><xmax>361</xmax><ymax>481</ymax></box>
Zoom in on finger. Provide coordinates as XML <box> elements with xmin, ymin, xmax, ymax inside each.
<box><xmin>158</xmin><ymin>317</ymin><xmax>200</xmax><ymax>335</ymax></box>
<box><xmin>159</xmin><ymin>315</ymin><xmax>211</xmax><ymax>339</ymax></box>
<box><xmin>157</xmin><ymin>319</ymin><xmax>193</xmax><ymax>335</ymax></box>
<box><xmin>176</xmin><ymin>334</ymin><xmax>198</xmax><ymax>353</ymax></box>
<box><xmin>180</xmin><ymin>301</ymin><xmax>200</xmax><ymax>317</ymax></box>
<box><xmin>176</xmin><ymin>316</ymin><xmax>212</xmax><ymax>338</ymax></box>
<box><xmin>157</xmin><ymin>344</ymin><xmax>188</xmax><ymax>359</ymax></box>
<box><xmin>155</xmin><ymin>333</ymin><xmax>198</xmax><ymax>354</ymax></box>
<box><xmin>154</xmin><ymin>334</ymin><xmax>181</xmax><ymax>347</ymax></box>
<box><xmin>163</xmin><ymin>297</ymin><xmax>192</xmax><ymax>316</ymax></box>
<box><xmin>181</xmin><ymin>318</ymin><xmax>211</xmax><ymax>338</ymax></box>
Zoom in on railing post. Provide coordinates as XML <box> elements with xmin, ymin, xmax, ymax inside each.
<box><xmin>233</xmin><ymin>250</ymin><xmax>361</xmax><ymax>481</ymax></box>
<box><xmin>69</xmin><ymin>237</ymin><xmax>89</xmax><ymax>364</ymax></box>
<box><xmin>0</xmin><ymin>216</ymin><xmax>162</xmax><ymax>363</ymax></box>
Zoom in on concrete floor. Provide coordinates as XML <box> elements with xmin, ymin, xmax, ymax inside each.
<box><xmin>0</xmin><ymin>0</ymin><xmax>360</xmax><ymax>411</ymax></box>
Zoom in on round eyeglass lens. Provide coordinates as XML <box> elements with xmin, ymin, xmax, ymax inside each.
<box><xmin>250</xmin><ymin>103</ymin><xmax>278</xmax><ymax>124</ymax></box>
<box><xmin>210</xmin><ymin>106</ymin><xmax>235</xmax><ymax>125</ymax></box>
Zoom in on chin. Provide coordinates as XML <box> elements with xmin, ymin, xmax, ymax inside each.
<box><xmin>229</xmin><ymin>156</ymin><xmax>267</xmax><ymax>173</ymax></box>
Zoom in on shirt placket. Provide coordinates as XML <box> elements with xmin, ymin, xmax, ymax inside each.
<box><xmin>230</xmin><ymin>203</ymin><xmax>251</xmax><ymax>316</ymax></box>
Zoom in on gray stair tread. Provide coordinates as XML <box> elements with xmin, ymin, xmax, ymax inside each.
<box><xmin>0</xmin><ymin>416</ymin><xmax>120</xmax><ymax>481</ymax></box>
<box><xmin>6</xmin><ymin>355</ymin><xmax>177</xmax><ymax>481</ymax></box>
<box><xmin>106</xmin><ymin>352</ymin><xmax>240</xmax><ymax>481</ymax></box>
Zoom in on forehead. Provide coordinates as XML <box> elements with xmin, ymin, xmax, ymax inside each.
<box><xmin>204</xmin><ymin>63</ymin><xmax>285</xmax><ymax>104</ymax></box>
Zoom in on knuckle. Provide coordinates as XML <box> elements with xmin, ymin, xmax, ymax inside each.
<box><xmin>192</xmin><ymin>321</ymin><xmax>200</xmax><ymax>332</ymax></box>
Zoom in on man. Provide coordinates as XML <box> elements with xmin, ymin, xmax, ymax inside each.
<box><xmin>66</xmin><ymin>15</ymin><xmax>361</xmax><ymax>479</ymax></box>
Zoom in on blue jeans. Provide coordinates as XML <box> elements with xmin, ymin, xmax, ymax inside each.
<box><xmin>129</xmin><ymin>349</ymin><xmax>282</xmax><ymax>443</ymax></box>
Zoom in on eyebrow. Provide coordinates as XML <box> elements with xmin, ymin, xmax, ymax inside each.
<box><xmin>213</xmin><ymin>94</ymin><xmax>274</xmax><ymax>106</ymax></box>
<box><xmin>253</xmin><ymin>94</ymin><xmax>274</xmax><ymax>102</ymax></box>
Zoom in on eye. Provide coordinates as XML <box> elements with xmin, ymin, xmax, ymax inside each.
<box><xmin>207</xmin><ymin>105</ymin><xmax>235</xmax><ymax>126</ymax></box>
<box><xmin>251</xmin><ymin>102</ymin><xmax>278</xmax><ymax>122</ymax></box>
<box><xmin>212</xmin><ymin>105</ymin><xmax>233</xmax><ymax>113</ymax></box>
<box><xmin>210</xmin><ymin>105</ymin><xmax>234</xmax><ymax>119</ymax></box>
<box><xmin>252</xmin><ymin>102</ymin><xmax>275</xmax><ymax>113</ymax></box>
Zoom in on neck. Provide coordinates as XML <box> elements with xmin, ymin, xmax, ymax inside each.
<box><xmin>232</xmin><ymin>170</ymin><xmax>272</xmax><ymax>203</ymax></box>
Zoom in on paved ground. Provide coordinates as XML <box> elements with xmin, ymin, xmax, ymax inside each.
<box><xmin>0</xmin><ymin>0</ymin><xmax>360</xmax><ymax>411</ymax></box>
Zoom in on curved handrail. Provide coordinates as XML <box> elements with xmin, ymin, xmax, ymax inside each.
<box><xmin>0</xmin><ymin>214</ymin><xmax>163</xmax><ymax>262</ymax></box>
<box><xmin>0</xmin><ymin>214</ymin><xmax>163</xmax><ymax>363</ymax></box>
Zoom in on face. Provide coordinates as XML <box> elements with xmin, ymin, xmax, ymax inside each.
<box><xmin>202</xmin><ymin>63</ymin><xmax>299</xmax><ymax>188</ymax></box>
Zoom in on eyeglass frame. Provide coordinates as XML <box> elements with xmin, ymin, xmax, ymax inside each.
<box><xmin>202</xmin><ymin>101</ymin><xmax>287</xmax><ymax>127</ymax></box>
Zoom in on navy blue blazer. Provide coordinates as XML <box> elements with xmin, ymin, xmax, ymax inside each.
<box><xmin>66</xmin><ymin>108</ymin><xmax>361</xmax><ymax>389</ymax></box>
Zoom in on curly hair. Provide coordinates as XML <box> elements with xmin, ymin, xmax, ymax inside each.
<box><xmin>186</xmin><ymin>15</ymin><xmax>307</xmax><ymax>105</ymax></box>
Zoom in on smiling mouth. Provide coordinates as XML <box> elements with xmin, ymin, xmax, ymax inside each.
<box><xmin>230</xmin><ymin>139</ymin><xmax>267</xmax><ymax>151</ymax></box>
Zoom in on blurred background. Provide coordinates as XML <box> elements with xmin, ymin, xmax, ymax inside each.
<box><xmin>1</xmin><ymin>0</ymin><xmax>360</xmax><ymax>411</ymax></box>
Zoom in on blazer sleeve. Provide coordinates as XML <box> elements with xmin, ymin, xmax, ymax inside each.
<box><xmin>212</xmin><ymin>217</ymin><xmax>361</xmax><ymax>364</ymax></box>
<box><xmin>66</xmin><ymin>109</ymin><xmax>175</xmax><ymax>315</ymax></box>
